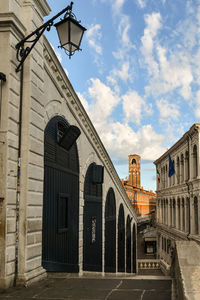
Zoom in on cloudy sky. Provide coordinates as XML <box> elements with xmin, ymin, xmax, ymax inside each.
<box><xmin>46</xmin><ymin>0</ymin><xmax>200</xmax><ymax>191</ymax></box>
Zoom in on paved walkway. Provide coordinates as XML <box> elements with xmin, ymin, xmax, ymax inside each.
<box><xmin>0</xmin><ymin>273</ymin><xmax>172</xmax><ymax>300</ymax></box>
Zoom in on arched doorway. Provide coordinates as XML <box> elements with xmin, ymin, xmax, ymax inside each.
<box><xmin>132</xmin><ymin>223</ymin><xmax>136</xmax><ymax>273</ymax></box>
<box><xmin>42</xmin><ymin>116</ymin><xmax>80</xmax><ymax>272</ymax></box>
<box><xmin>118</xmin><ymin>204</ymin><xmax>125</xmax><ymax>272</ymax></box>
<box><xmin>126</xmin><ymin>215</ymin><xmax>131</xmax><ymax>273</ymax></box>
<box><xmin>83</xmin><ymin>163</ymin><xmax>103</xmax><ymax>271</ymax></box>
<box><xmin>105</xmin><ymin>188</ymin><xmax>116</xmax><ymax>273</ymax></box>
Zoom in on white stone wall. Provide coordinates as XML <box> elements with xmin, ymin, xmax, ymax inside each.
<box><xmin>0</xmin><ymin>0</ymin><xmax>137</xmax><ymax>288</ymax></box>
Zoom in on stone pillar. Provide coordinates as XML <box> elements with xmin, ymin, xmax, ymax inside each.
<box><xmin>15</xmin><ymin>0</ymin><xmax>50</xmax><ymax>287</ymax></box>
<box><xmin>0</xmin><ymin>0</ymin><xmax>27</xmax><ymax>289</ymax></box>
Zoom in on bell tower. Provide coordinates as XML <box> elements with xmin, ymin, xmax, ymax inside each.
<box><xmin>129</xmin><ymin>154</ymin><xmax>141</xmax><ymax>188</ymax></box>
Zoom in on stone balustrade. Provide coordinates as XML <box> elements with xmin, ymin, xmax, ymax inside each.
<box><xmin>138</xmin><ymin>259</ymin><xmax>160</xmax><ymax>269</ymax></box>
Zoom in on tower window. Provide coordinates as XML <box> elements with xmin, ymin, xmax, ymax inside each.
<box><xmin>132</xmin><ymin>158</ymin><xmax>136</xmax><ymax>164</ymax></box>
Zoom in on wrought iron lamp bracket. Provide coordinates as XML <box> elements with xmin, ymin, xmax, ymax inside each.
<box><xmin>15</xmin><ymin>2</ymin><xmax>74</xmax><ymax>72</ymax></box>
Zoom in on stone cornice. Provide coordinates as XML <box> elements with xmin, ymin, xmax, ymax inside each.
<box><xmin>43</xmin><ymin>36</ymin><xmax>137</xmax><ymax>219</ymax></box>
<box><xmin>157</xmin><ymin>223</ymin><xmax>189</xmax><ymax>240</ymax></box>
<box><xmin>154</xmin><ymin>123</ymin><xmax>200</xmax><ymax>165</ymax></box>
<box><xmin>0</xmin><ymin>12</ymin><xmax>26</xmax><ymax>39</ymax></box>
<box><xmin>23</xmin><ymin>0</ymin><xmax>51</xmax><ymax>17</ymax></box>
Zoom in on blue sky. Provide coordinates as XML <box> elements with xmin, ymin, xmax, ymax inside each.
<box><xmin>45</xmin><ymin>0</ymin><xmax>200</xmax><ymax>192</ymax></box>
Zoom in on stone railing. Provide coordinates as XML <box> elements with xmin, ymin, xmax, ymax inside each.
<box><xmin>138</xmin><ymin>259</ymin><xmax>160</xmax><ymax>269</ymax></box>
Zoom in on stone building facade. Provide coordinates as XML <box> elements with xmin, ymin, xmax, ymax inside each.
<box><xmin>122</xmin><ymin>155</ymin><xmax>156</xmax><ymax>216</ymax></box>
<box><xmin>154</xmin><ymin>123</ymin><xmax>200</xmax><ymax>274</ymax></box>
<box><xmin>0</xmin><ymin>0</ymin><xmax>137</xmax><ymax>289</ymax></box>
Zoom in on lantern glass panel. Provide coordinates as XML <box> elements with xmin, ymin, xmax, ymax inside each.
<box><xmin>56</xmin><ymin>20</ymin><xmax>70</xmax><ymax>49</ymax></box>
<box><xmin>70</xmin><ymin>21</ymin><xmax>84</xmax><ymax>48</ymax></box>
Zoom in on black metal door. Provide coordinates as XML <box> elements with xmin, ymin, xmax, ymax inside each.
<box><xmin>132</xmin><ymin>223</ymin><xmax>136</xmax><ymax>273</ymax></box>
<box><xmin>105</xmin><ymin>188</ymin><xmax>116</xmax><ymax>273</ymax></box>
<box><xmin>118</xmin><ymin>204</ymin><xmax>125</xmax><ymax>272</ymax></box>
<box><xmin>83</xmin><ymin>163</ymin><xmax>103</xmax><ymax>271</ymax></box>
<box><xmin>126</xmin><ymin>216</ymin><xmax>131</xmax><ymax>273</ymax></box>
<box><xmin>42</xmin><ymin>116</ymin><xmax>79</xmax><ymax>272</ymax></box>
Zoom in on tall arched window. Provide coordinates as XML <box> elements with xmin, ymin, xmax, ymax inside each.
<box><xmin>173</xmin><ymin>160</ymin><xmax>175</xmax><ymax>185</ymax></box>
<box><xmin>157</xmin><ymin>199</ymin><xmax>160</xmax><ymax>223</ymax></box>
<box><xmin>165</xmin><ymin>165</ymin><xmax>168</xmax><ymax>188</ymax></box>
<box><xmin>193</xmin><ymin>145</ymin><xmax>198</xmax><ymax>179</ymax></box>
<box><xmin>194</xmin><ymin>197</ymin><xmax>198</xmax><ymax>234</ymax></box>
<box><xmin>173</xmin><ymin>199</ymin><xmax>176</xmax><ymax>227</ymax></box>
<box><xmin>170</xmin><ymin>199</ymin><xmax>172</xmax><ymax>226</ymax></box>
<box><xmin>185</xmin><ymin>151</ymin><xmax>189</xmax><ymax>181</ymax></box>
<box><xmin>186</xmin><ymin>198</ymin><xmax>190</xmax><ymax>233</ymax></box>
<box><xmin>182</xmin><ymin>198</ymin><xmax>185</xmax><ymax>232</ymax></box>
<box><xmin>177</xmin><ymin>157</ymin><xmax>180</xmax><ymax>184</ymax></box>
<box><xmin>181</xmin><ymin>154</ymin><xmax>184</xmax><ymax>183</ymax></box>
<box><xmin>177</xmin><ymin>198</ymin><xmax>181</xmax><ymax>230</ymax></box>
<box><xmin>105</xmin><ymin>188</ymin><xmax>116</xmax><ymax>273</ymax></box>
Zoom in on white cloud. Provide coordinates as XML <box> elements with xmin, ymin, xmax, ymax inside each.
<box><xmin>194</xmin><ymin>90</ymin><xmax>200</xmax><ymax>118</ymax></box>
<box><xmin>122</xmin><ymin>90</ymin><xmax>145</xmax><ymax>125</ymax></box>
<box><xmin>86</xmin><ymin>24</ymin><xmax>103</xmax><ymax>55</ymax></box>
<box><xmin>110</xmin><ymin>61</ymin><xmax>131</xmax><ymax>82</ymax></box>
<box><xmin>137</xmin><ymin>0</ymin><xmax>146</xmax><ymax>9</ymax></box>
<box><xmin>99</xmin><ymin>122</ymin><xmax>165</xmax><ymax>161</ymax></box>
<box><xmin>111</xmin><ymin>0</ymin><xmax>126</xmax><ymax>15</ymax></box>
<box><xmin>81</xmin><ymin>79</ymin><xmax>163</xmax><ymax>161</ymax></box>
<box><xmin>141</xmin><ymin>12</ymin><xmax>162</xmax><ymax>76</ymax></box>
<box><xmin>88</xmin><ymin>78</ymin><xmax>120</xmax><ymax>123</ymax></box>
<box><xmin>156</xmin><ymin>98</ymin><xmax>180</xmax><ymax>121</ymax></box>
<box><xmin>122</xmin><ymin>90</ymin><xmax>153</xmax><ymax>125</ymax></box>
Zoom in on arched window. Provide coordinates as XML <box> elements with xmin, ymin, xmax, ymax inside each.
<box><xmin>173</xmin><ymin>199</ymin><xmax>176</xmax><ymax>227</ymax></box>
<box><xmin>166</xmin><ymin>199</ymin><xmax>168</xmax><ymax>225</ymax></box>
<box><xmin>194</xmin><ymin>197</ymin><xmax>198</xmax><ymax>234</ymax></box>
<box><xmin>170</xmin><ymin>199</ymin><xmax>173</xmax><ymax>226</ymax></box>
<box><xmin>165</xmin><ymin>165</ymin><xmax>168</xmax><ymax>188</ymax></box>
<box><xmin>118</xmin><ymin>204</ymin><xmax>125</xmax><ymax>272</ymax></box>
<box><xmin>177</xmin><ymin>198</ymin><xmax>181</xmax><ymax>230</ymax></box>
<box><xmin>186</xmin><ymin>198</ymin><xmax>190</xmax><ymax>233</ymax></box>
<box><xmin>132</xmin><ymin>158</ymin><xmax>136</xmax><ymax>164</ymax></box>
<box><xmin>177</xmin><ymin>157</ymin><xmax>180</xmax><ymax>184</ymax></box>
<box><xmin>182</xmin><ymin>198</ymin><xmax>185</xmax><ymax>232</ymax></box>
<box><xmin>193</xmin><ymin>145</ymin><xmax>198</xmax><ymax>179</ymax></box>
<box><xmin>173</xmin><ymin>160</ymin><xmax>175</xmax><ymax>185</ymax></box>
<box><xmin>185</xmin><ymin>151</ymin><xmax>189</xmax><ymax>181</ymax></box>
<box><xmin>181</xmin><ymin>154</ymin><xmax>184</xmax><ymax>183</ymax></box>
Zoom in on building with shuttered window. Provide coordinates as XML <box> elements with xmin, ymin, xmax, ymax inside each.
<box><xmin>154</xmin><ymin>123</ymin><xmax>200</xmax><ymax>274</ymax></box>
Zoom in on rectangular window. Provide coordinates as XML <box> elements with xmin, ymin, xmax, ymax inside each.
<box><xmin>58</xmin><ymin>193</ymin><xmax>69</xmax><ymax>233</ymax></box>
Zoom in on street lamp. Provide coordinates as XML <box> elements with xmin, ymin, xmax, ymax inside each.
<box><xmin>15</xmin><ymin>2</ymin><xmax>86</xmax><ymax>72</ymax></box>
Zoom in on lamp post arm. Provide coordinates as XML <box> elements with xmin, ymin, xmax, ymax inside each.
<box><xmin>15</xmin><ymin>2</ymin><xmax>73</xmax><ymax>72</ymax></box>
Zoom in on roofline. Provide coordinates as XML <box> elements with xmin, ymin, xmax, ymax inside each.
<box><xmin>154</xmin><ymin>123</ymin><xmax>200</xmax><ymax>165</ymax></box>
